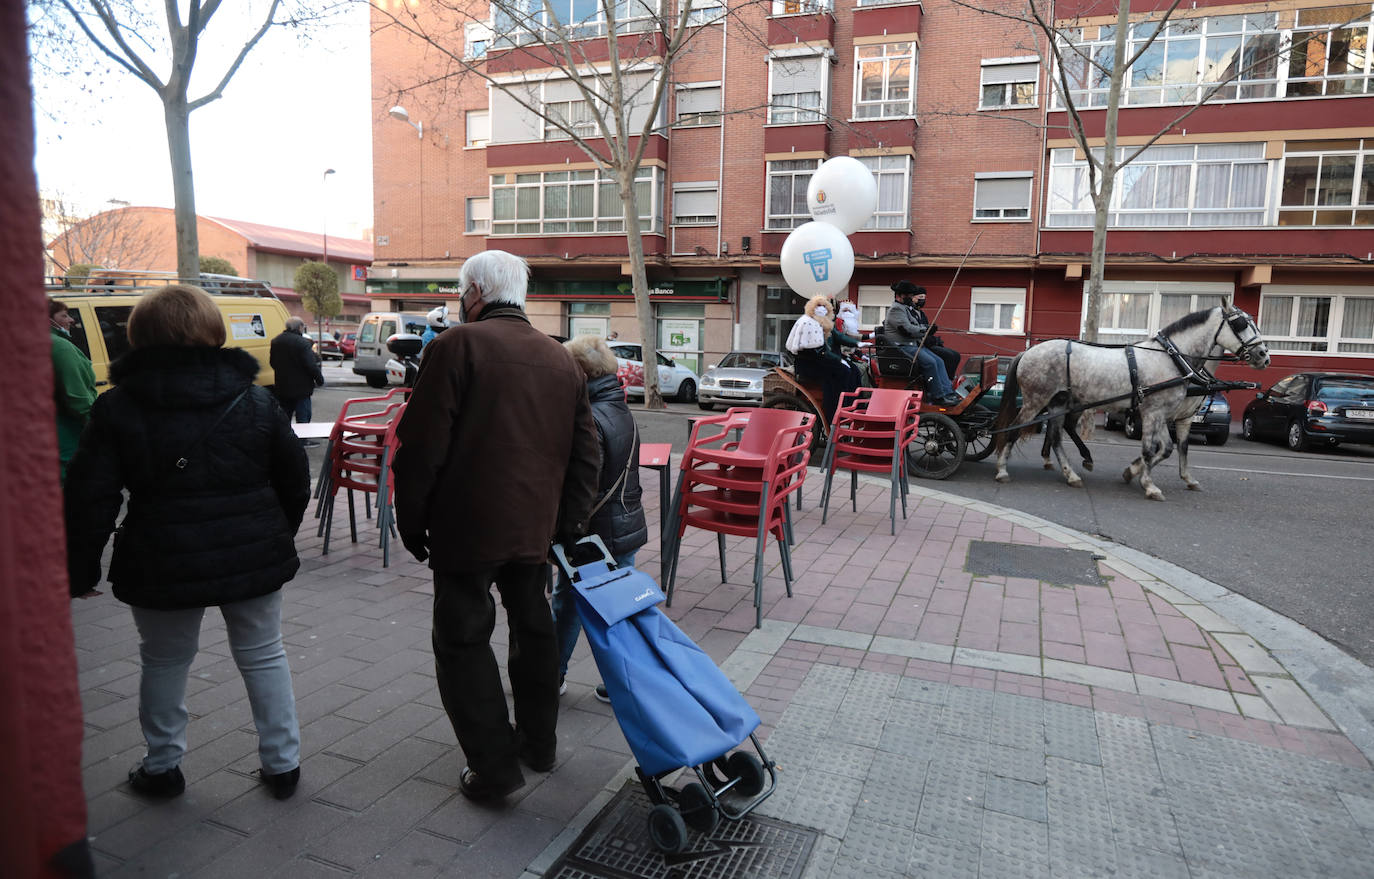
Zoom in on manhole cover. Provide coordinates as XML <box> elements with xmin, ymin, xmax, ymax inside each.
<box><xmin>966</xmin><ymin>540</ymin><xmax>1105</xmax><ymax>587</ymax></box>
<box><xmin>545</xmin><ymin>783</ymin><xmax>816</xmax><ymax>879</ymax></box>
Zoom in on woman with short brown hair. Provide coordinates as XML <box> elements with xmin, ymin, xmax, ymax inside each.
<box><xmin>65</xmin><ymin>284</ymin><xmax>311</xmax><ymax>801</ymax></box>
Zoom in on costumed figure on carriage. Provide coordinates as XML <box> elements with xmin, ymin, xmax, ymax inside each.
<box><xmin>786</xmin><ymin>295</ymin><xmax>861</xmax><ymax>423</ymax></box>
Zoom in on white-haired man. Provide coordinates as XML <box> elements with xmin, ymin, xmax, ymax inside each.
<box><xmin>392</xmin><ymin>250</ymin><xmax>600</xmax><ymax>802</ymax></box>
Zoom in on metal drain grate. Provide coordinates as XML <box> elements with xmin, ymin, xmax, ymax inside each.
<box><xmin>966</xmin><ymin>540</ymin><xmax>1105</xmax><ymax>587</ymax></box>
<box><xmin>545</xmin><ymin>783</ymin><xmax>817</xmax><ymax>879</ymax></box>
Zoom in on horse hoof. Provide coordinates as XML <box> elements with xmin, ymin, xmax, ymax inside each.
<box><xmin>1082</xmin><ymin>461</ymin><xmax>1094</xmax><ymax>472</ymax></box>
<box><xmin>1067</xmin><ymin>476</ymin><xmax>1083</xmax><ymax>488</ymax></box>
<box><xmin>995</xmin><ymin>473</ymin><xmax>1011</xmax><ymax>484</ymax></box>
<box><xmin>1043</xmin><ymin>462</ymin><xmax>1053</xmax><ymax>470</ymax></box>
<box><xmin>1121</xmin><ymin>468</ymin><xmax>1134</xmax><ymax>483</ymax></box>
<box><xmin>1186</xmin><ymin>482</ymin><xmax>1202</xmax><ymax>491</ymax></box>
<box><xmin>1145</xmin><ymin>488</ymin><xmax>1165</xmax><ymax>501</ymax></box>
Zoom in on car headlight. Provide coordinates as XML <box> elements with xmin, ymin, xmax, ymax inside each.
<box><xmin>701</xmin><ymin>374</ymin><xmax>717</xmax><ymax>387</ymax></box>
<box><xmin>1212</xmin><ymin>400</ymin><xmax>1230</xmax><ymax>413</ymax></box>
<box><xmin>750</xmin><ymin>378</ymin><xmax>764</xmax><ymax>390</ymax></box>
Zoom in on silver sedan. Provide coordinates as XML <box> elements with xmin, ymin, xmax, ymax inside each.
<box><xmin>697</xmin><ymin>350</ymin><xmax>783</xmax><ymax>410</ymax></box>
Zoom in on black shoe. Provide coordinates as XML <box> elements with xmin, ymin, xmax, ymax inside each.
<box><xmin>594</xmin><ymin>684</ymin><xmax>611</xmax><ymax>704</ymax></box>
<box><xmin>262</xmin><ymin>766</ymin><xmax>300</xmax><ymax>800</ymax></box>
<box><xmin>519</xmin><ymin>745</ymin><xmax>557</xmax><ymax>773</ymax></box>
<box><xmin>936</xmin><ymin>394</ymin><xmax>962</xmax><ymax>407</ymax></box>
<box><xmin>459</xmin><ymin>766</ymin><xmax>524</xmax><ymax>802</ymax></box>
<box><xmin>301</xmin><ymin>440</ymin><xmax>321</xmax><ymax>448</ymax></box>
<box><xmin>128</xmin><ymin>764</ymin><xmax>185</xmax><ymax>798</ymax></box>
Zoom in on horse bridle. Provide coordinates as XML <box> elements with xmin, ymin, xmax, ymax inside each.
<box><xmin>1215</xmin><ymin>308</ymin><xmax>1265</xmax><ymax>363</ymax></box>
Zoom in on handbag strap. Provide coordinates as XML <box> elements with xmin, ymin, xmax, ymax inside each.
<box><xmin>588</xmin><ymin>420</ymin><xmax>636</xmax><ymax>518</ymax></box>
<box><xmin>170</xmin><ymin>387</ymin><xmax>251</xmax><ymax>473</ymax></box>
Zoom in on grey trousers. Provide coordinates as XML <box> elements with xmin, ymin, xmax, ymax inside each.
<box><xmin>131</xmin><ymin>591</ymin><xmax>301</xmax><ymax>775</ymax></box>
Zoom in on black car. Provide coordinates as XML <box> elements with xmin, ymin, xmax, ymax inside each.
<box><xmin>1241</xmin><ymin>373</ymin><xmax>1374</xmax><ymax>451</ymax></box>
<box><xmin>1104</xmin><ymin>391</ymin><xmax>1233</xmax><ymax>445</ymax></box>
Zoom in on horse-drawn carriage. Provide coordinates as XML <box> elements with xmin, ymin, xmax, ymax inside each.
<box><xmin>760</xmin><ymin>344</ymin><xmax>1002</xmax><ymax>480</ymax></box>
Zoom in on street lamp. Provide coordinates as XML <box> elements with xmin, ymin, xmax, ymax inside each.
<box><xmin>321</xmin><ymin>168</ymin><xmax>336</xmax><ymax>267</ymax></box>
<box><xmin>388</xmin><ymin>105</ymin><xmax>425</xmax><ymax>255</ymax></box>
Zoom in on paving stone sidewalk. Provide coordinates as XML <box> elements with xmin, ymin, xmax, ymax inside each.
<box><xmin>72</xmin><ymin>471</ymin><xmax>1374</xmax><ymax>878</ymax></box>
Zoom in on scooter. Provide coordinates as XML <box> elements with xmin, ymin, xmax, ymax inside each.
<box><xmin>384</xmin><ymin>333</ymin><xmax>424</xmax><ymax>388</ymax></box>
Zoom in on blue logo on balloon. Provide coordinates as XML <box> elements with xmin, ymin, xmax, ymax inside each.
<box><xmin>803</xmin><ymin>248</ymin><xmax>832</xmax><ymax>282</ymax></box>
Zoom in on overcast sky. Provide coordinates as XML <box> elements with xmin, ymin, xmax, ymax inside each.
<box><xmin>32</xmin><ymin>3</ymin><xmax>375</xmax><ymax>242</ymax></box>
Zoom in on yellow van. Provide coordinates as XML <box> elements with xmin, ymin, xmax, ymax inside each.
<box><xmin>45</xmin><ymin>273</ymin><xmax>291</xmax><ymax>391</ymax></box>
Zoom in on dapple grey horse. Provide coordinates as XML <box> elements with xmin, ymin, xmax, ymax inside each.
<box><xmin>991</xmin><ymin>304</ymin><xmax>1269</xmax><ymax>500</ymax></box>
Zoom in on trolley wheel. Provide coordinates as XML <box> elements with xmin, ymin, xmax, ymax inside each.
<box><xmin>647</xmin><ymin>803</ymin><xmax>688</xmax><ymax>853</ymax></box>
<box><xmin>907</xmin><ymin>411</ymin><xmax>965</xmax><ymax>480</ymax></box>
<box><xmin>963</xmin><ymin>426</ymin><xmax>995</xmax><ymax>462</ymax></box>
<box><xmin>726</xmin><ymin>751</ymin><xmax>766</xmax><ymax>797</ymax></box>
<box><xmin>678</xmin><ymin>782</ymin><xmax>720</xmax><ymax>834</ymax></box>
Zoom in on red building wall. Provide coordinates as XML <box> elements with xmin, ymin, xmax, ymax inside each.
<box><xmin>1</xmin><ymin>0</ymin><xmax>92</xmax><ymax>871</ymax></box>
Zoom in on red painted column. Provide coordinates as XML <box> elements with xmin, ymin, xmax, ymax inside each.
<box><xmin>0</xmin><ymin>0</ymin><xmax>93</xmax><ymax>874</ymax></box>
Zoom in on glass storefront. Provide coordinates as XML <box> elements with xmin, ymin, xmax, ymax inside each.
<box><xmin>656</xmin><ymin>302</ymin><xmax>704</xmax><ymax>373</ymax></box>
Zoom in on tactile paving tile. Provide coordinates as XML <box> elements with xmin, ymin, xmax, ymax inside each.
<box><xmin>835</xmin><ymin>818</ymin><xmax>916</xmax><ymax>874</ymax></box>
<box><xmin>966</xmin><ymin>540</ymin><xmax>1106</xmax><ymax>587</ymax></box>
<box><xmin>895</xmin><ymin>676</ymin><xmax>950</xmax><ymax>705</ymax></box>
<box><xmin>545</xmin><ymin>783</ymin><xmax>818</xmax><ymax>879</ymax></box>
<box><xmin>908</xmin><ymin>831</ymin><xmax>981</xmax><ymax>879</ymax></box>
<box><xmin>984</xmin><ymin>774</ymin><xmax>1048</xmax><ymax>822</ymax></box>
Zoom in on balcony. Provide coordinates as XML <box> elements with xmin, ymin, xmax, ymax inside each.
<box><xmin>852</xmin><ymin>0</ymin><xmax>921</xmax><ymax>40</ymax></box>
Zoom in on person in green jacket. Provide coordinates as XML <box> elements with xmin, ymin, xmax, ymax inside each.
<box><xmin>50</xmin><ymin>299</ymin><xmax>97</xmax><ymax>481</ymax></box>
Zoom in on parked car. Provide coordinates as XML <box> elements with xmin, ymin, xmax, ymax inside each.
<box><xmin>608</xmin><ymin>343</ymin><xmax>698</xmax><ymax>402</ymax></box>
<box><xmin>1241</xmin><ymin>373</ymin><xmax>1374</xmax><ymax>451</ymax></box>
<box><xmin>305</xmin><ymin>331</ymin><xmax>344</xmax><ymax>361</ymax></box>
<box><xmin>697</xmin><ymin>350</ymin><xmax>783</xmax><ymax>410</ymax></box>
<box><xmin>338</xmin><ymin>331</ymin><xmax>357</xmax><ymax>358</ymax></box>
<box><xmin>1104</xmin><ymin>391</ymin><xmax>1233</xmax><ymax>444</ymax></box>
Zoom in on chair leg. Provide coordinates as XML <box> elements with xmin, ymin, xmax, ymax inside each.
<box><xmin>820</xmin><ymin>458</ymin><xmax>836</xmax><ymax>526</ymax></box>
<box><xmin>321</xmin><ymin>492</ymin><xmax>335</xmax><ymax>555</ymax></box>
<box><xmin>364</xmin><ymin>491</ymin><xmax>372</xmax><ymax>521</ymax></box>
<box><xmin>717</xmin><ymin>533</ymin><xmax>728</xmax><ymax>583</ymax></box>
<box><xmin>782</xmin><ymin>497</ymin><xmax>795</xmax><ymax>546</ymax></box>
<box><xmin>346</xmin><ymin>489</ymin><xmax>358</xmax><ymax>544</ymax></box>
<box><xmin>665</xmin><ymin>526</ymin><xmax>685</xmax><ymax>607</ymax></box>
<box><xmin>777</xmin><ymin>532</ymin><xmax>794</xmax><ymax>597</ymax></box>
<box><xmin>751</xmin><ymin>482</ymin><xmax>772</xmax><ymax>630</ymax></box>
<box><xmin>850</xmin><ymin>469</ymin><xmax>858</xmax><ymax>513</ymax></box>
<box><xmin>888</xmin><ymin>450</ymin><xmax>899</xmax><ymax>536</ymax></box>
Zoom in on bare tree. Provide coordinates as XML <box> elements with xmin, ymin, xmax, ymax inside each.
<box><xmin>38</xmin><ymin>1</ymin><xmax>323</xmax><ymax>278</ymax></box>
<box><xmin>373</xmin><ymin>0</ymin><xmax>747</xmax><ymax>408</ymax></box>
<box><xmin>43</xmin><ymin>197</ymin><xmax>161</xmax><ymax>274</ymax></box>
<box><xmin>960</xmin><ymin>0</ymin><xmax>1372</xmax><ymax>340</ymax></box>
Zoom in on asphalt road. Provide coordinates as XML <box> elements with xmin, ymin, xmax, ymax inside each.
<box><xmin>312</xmin><ymin>373</ymin><xmax>1374</xmax><ymax>669</ymax></box>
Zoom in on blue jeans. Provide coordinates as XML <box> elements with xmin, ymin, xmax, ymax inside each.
<box><xmin>276</xmin><ymin>395</ymin><xmax>312</xmax><ymax>424</ymax></box>
<box><xmin>131</xmin><ymin>591</ymin><xmax>300</xmax><ymax>774</ymax></box>
<box><xmin>899</xmin><ymin>346</ymin><xmax>954</xmax><ymax>398</ymax></box>
<box><xmin>551</xmin><ymin>550</ymin><xmax>637</xmax><ymax>679</ymax></box>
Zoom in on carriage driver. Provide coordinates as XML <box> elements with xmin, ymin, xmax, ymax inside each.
<box><xmin>883</xmin><ymin>281</ymin><xmax>962</xmax><ymax>406</ymax></box>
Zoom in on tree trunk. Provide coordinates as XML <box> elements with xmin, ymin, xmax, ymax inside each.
<box><xmin>1082</xmin><ymin>0</ymin><xmax>1131</xmax><ymax>343</ymax></box>
<box><xmin>164</xmin><ymin>95</ymin><xmax>200</xmax><ymax>279</ymax></box>
<box><xmin>619</xmin><ymin>171</ymin><xmax>665</xmax><ymax>409</ymax></box>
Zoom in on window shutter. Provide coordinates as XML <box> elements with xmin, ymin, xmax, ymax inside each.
<box><xmin>772</xmin><ymin>55</ymin><xmax>823</xmax><ymax>94</ymax></box>
<box><xmin>974</xmin><ymin>177</ymin><xmax>1031</xmax><ymax>210</ymax></box>
<box><xmin>674</xmin><ymin>189</ymin><xmax>717</xmax><ymax>217</ymax></box>
<box><xmin>677</xmin><ymin>86</ymin><xmax>720</xmax><ymax>117</ymax></box>
<box><xmin>491</xmin><ymin>86</ymin><xmax>543</xmax><ymax>142</ymax></box>
<box><xmin>982</xmin><ymin>61</ymin><xmax>1037</xmax><ymax>84</ymax></box>
<box><xmin>543</xmin><ymin>78</ymin><xmax>586</xmax><ymax>103</ymax></box>
<box><xmin>467</xmin><ymin>110</ymin><xmax>490</xmax><ymax>144</ymax></box>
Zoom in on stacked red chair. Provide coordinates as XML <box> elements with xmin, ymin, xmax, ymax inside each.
<box><xmin>818</xmin><ymin>388</ymin><xmax>922</xmax><ymax>536</ymax></box>
<box><xmin>664</xmin><ymin>407</ymin><xmax>813</xmax><ymax>629</ymax></box>
<box><xmin>317</xmin><ymin>392</ymin><xmax>407</xmax><ymax>566</ymax></box>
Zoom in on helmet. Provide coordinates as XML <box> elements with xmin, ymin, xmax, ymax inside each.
<box><xmin>427</xmin><ymin>306</ymin><xmax>449</xmax><ymax>328</ymax></box>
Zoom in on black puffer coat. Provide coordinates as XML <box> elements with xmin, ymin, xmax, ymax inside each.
<box><xmin>586</xmin><ymin>374</ymin><xmax>648</xmax><ymax>558</ymax></box>
<box><xmin>64</xmin><ymin>346</ymin><xmax>311</xmax><ymax>609</ymax></box>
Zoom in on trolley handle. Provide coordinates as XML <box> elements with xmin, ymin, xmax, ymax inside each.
<box><xmin>551</xmin><ymin>534</ymin><xmax>615</xmax><ymax>580</ymax></box>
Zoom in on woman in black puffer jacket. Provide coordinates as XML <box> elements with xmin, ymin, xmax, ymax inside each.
<box><xmin>65</xmin><ymin>285</ymin><xmax>311</xmax><ymax>802</ymax></box>
<box><xmin>551</xmin><ymin>335</ymin><xmax>648</xmax><ymax>696</ymax></box>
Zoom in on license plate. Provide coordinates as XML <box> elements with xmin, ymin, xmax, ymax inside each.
<box><xmin>721</xmin><ymin>390</ymin><xmax>746</xmax><ymax>398</ymax></box>
<box><xmin>1348</xmin><ymin>409</ymin><xmax>1374</xmax><ymax>420</ymax></box>
<box><xmin>1191</xmin><ymin>414</ymin><xmax>1204</xmax><ymax>423</ymax></box>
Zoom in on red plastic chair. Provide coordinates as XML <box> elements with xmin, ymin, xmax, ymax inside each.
<box><xmin>312</xmin><ymin>387</ymin><xmax>409</xmax><ymax>520</ymax></box>
<box><xmin>321</xmin><ymin>402</ymin><xmax>406</xmax><ymax>566</ymax></box>
<box><xmin>818</xmin><ymin>388</ymin><xmax>921</xmax><ymax>535</ymax></box>
<box><xmin>664</xmin><ymin>407</ymin><xmax>814</xmax><ymax>628</ymax></box>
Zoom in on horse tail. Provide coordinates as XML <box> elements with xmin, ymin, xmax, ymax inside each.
<box><xmin>992</xmin><ymin>352</ymin><xmax>1025</xmax><ymax>454</ymax></box>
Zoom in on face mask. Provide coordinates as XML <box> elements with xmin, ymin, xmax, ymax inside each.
<box><xmin>814</xmin><ymin>306</ymin><xmax>828</xmax><ymax>318</ymax></box>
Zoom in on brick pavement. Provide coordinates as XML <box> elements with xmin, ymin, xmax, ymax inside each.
<box><xmin>72</xmin><ymin>468</ymin><xmax>1374</xmax><ymax>878</ymax></box>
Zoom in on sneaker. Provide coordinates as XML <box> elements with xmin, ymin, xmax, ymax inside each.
<box><xmin>128</xmin><ymin>764</ymin><xmax>185</xmax><ymax>798</ymax></box>
<box><xmin>301</xmin><ymin>440</ymin><xmax>321</xmax><ymax>448</ymax></box>
<box><xmin>558</xmin><ymin>677</ymin><xmax>568</xmax><ymax>697</ymax></box>
<box><xmin>261</xmin><ymin>766</ymin><xmax>300</xmax><ymax>800</ymax></box>
<box><xmin>594</xmin><ymin>684</ymin><xmax>611</xmax><ymax>704</ymax></box>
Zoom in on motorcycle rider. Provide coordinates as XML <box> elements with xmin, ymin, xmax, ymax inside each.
<box><xmin>422</xmin><ymin>306</ymin><xmax>449</xmax><ymax>348</ymax></box>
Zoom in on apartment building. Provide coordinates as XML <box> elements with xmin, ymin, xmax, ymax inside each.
<box><xmin>369</xmin><ymin>0</ymin><xmax>1374</xmax><ymax>379</ymax></box>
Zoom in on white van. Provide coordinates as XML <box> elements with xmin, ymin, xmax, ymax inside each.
<box><xmin>353</xmin><ymin>311</ymin><xmax>428</xmax><ymax>387</ymax></box>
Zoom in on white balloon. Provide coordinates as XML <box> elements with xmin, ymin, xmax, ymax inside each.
<box><xmin>807</xmin><ymin>156</ymin><xmax>878</xmax><ymax>235</ymax></box>
<box><xmin>780</xmin><ymin>222</ymin><xmax>855</xmax><ymax>298</ymax></box>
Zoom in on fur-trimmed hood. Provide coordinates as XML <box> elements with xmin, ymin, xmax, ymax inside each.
<box><xmin>110</xmin><ymin>346</ymin><xmax>261</xmax><ymax>409</ymax></box>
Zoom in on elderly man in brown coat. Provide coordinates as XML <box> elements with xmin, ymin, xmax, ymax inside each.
<box><xmin>393</xmin><ymin>250</ymin><xmax>600</xmax><ymax>802</ymax></box>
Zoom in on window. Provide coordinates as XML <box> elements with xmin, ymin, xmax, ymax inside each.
<box><xmin>1047</xmin><ymin>143</ymin><xmax>1269</xmax><ymax>228</ymax></box>
<box><xmin>970</xmin><ymin>288</ymin><xmax>1026</xmax><ymax>334</ymax></box>
<box><xmin>685</xmin><ymin>0</ymin><xmax>725</xmax><ymax>25</ymax></box>
<box><xmin>676</xmin><ymin>84</ymin><xmax>721</xmax><ymax>126</ymax></box>
<box><xmin>766</xmin><ymin>159</ymin><xmax>819</xmax><ymax>229</ymax></box>
<box><xmin>1260</xmin><ymin>287</ymin><xmax>1374</xmax><ymax>354</ymax></box>
<box><xmin>854</xmin><ymin>43</ymin><xmax>915</xmax><ymax>118</ymax></box>
<box><xmin>542</xmin><ymin>78</ymin><xmax>596</xmax><ymax>139</ymax></box>
<box><xmin>973</xmin><ymin>173</ymin><xmax>1032</xmax><ymax>220</ymax></box>
<box><xmin>493</xmin><ymin>0</ymin><xmax>661</xmax><ymax>46</ymax></box>
<box><xmin>858</xmin><ymin>155</ymin><xmax>910</xmax><ymax>229</ymax></box>
<box><xmin>980</xmin><ymin>58</ymin><xmax>1037</xmax><ymax>109</ymax></box>
<box><xmin>856</xmin><ymin>285</ymin><xmax>893</xmax><ymax>328</ymax></box>
<box><xmin>491</xmin><ymin>166</ymin><xmax>663</xmax><ymax>234</ymax></box>
<box><xmin>673</xmin><ymin>183</ymin><xmax>718</xmax><ymax>225</ymax></box>
<box><xmin>1279</xmin><ymin>139</ymin><xmax>1374</xmax><ymax>226</ymax></box>
<box><xmin>1084</xmin><ymin>281</ymin><xmax>1232</xmax><ymax>343</ymax></box>
<box><xmin>1288</xmin><ymin>6</ymin><xmax>1374</xmax><ymax>97</ymax></box>
<box><xmin>466</xmin><ymin>110</ymin><xmax>490</xmax><ymax>148</ymax></box>
<box><xmin>769</xmin><ymin>53</ymin><xmax>827</xmax><ymax>123</ymax></box>
<box><xmin>465</xmin><ymin>197</ymin><xmax>490</xmax><ymax>234</ymax></box>
<box><xmin>465</xmin><ymin>21</ymin><xmax>492</xmax><ymax>59</ymax></box>
<box><xmin>1055</xmin><ymin>13</ymin><xmax>1280</xmax><ymax>108</ymax></box>
<box><xmin>771</xmin><ymin>0</ymin><xmax>829</xmax><ymax>13</ymax></box>
<box><xmin>94</xmin><ymin>305</ymin><xmax>134</xmax><ymax>364</ymax></box>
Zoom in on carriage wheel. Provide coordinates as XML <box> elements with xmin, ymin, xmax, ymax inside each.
<box><xmin>678</xmin><ymin>782</ymin><xmax>721</xmax><ymax>834</ymax></box>
<box><xmin>962</xmin><ymin>427</ymin><xmax>995</xmax><ymax>462</ymax></box>
<box><xmin>908</xmin><ymin>412</ymin><xmax>965</xmax><ymax>480</ymax></box>
<box><xmin>647</xmin><ymin>804</ymin><xmax>689</xmax><ymax>853</ymax></box>
<box><xmin>1124</xmin><ymin>411</ymin><xmax>1142</xmax><ymax>440</ymax></box>
<box><xmin>726</xmin><ymin>751</ymin><xmax>766</xmax><ymax>797</ymax></box>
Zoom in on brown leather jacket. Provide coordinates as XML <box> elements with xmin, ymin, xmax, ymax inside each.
<box><xmin>392</xmin><ymin>305</ymin><xmax>600</xmax><ymax>572</ymax></box>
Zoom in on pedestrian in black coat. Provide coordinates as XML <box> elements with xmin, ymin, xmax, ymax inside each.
<box><xmin>269</xmin><ymin>317</ymin><xmax>324</xmax><ymax>425</ymax></box>
<box><xmin>64</xmin><ymin>284</ymin><xmax>311</xmax><ymax>802</ymax></box>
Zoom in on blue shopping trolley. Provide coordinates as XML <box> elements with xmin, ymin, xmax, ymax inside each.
<box><xmin>553</xmin><ymin>537</ymin><xmax>777</xmax><ymax>853</ymax></box>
